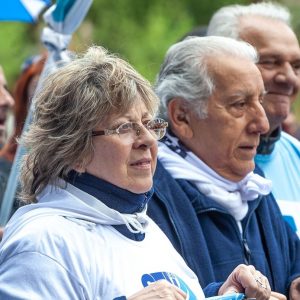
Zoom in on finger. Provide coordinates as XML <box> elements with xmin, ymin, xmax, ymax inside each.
<box><xmin>174</xmin><ymin>286</ymin><xmax>187</xmax><ymax>300</ymax></box>
<box><xmin>175</xmin><ymin>291</ymin><xmax>188</xmax><ymax>300</ymax></box>
<box><xmin>254</xmin><ymin>270</ymin><xmax>268</xmax><ymax>290</ymax></box>
<box><xmin>222</xmin><ymin>289</ymin><xmax>239</xmax><ymax>295</ymax></box>
<box><xmin>243</xmin><ymin>268</ymin><xmax>270</xmax><ymax>300</ymax></box>
<box><xmin>128</xmin><ymin>280</ymin><xmax>185</xmax><ymax>300</ymax></box>
<box><xmin>263</xmin><ymin>276</ymin><xmax>271</xmax><ymax>293</ymax></box>
<box><xmin>289</xmin><ymin>277</ymin><xmax>300</xmax><ymax>300</ymax></box>
<box><xmin>270</xmin><ymin>291</ymin><xmax>287</xmax><ymax>300</ymax></box>
<box><xmin>255</xmin><ymin>272</ymin><xmax>270</xmax><ymax>300</ymax></box>
<box><xmin>151</xmin><ymin>280</ymin><xmax>187</xmax><ymax>299</ymax></box>
<box><xmin>247</xmin><ymin>265</ymin><xmax>257</xmax><ymax>276</ymax></box>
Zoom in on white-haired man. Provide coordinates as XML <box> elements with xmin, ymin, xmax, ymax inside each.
<box><xmin>149</xmin><ymin>35</ymin><xmax>300</xmax><ymax>299</ymax></box>
<box><xmin>207</xmin><ymin>2</ymin><xmax>300</xmax><ymax>237</ymax></box>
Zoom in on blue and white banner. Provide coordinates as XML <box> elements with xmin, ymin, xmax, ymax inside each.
<box><xmin>43</xmin><ymin>0</ymin><xmax>92</xmax><ymax>34</ymax></box>
<box><xmin>0</xmin><ymin>0</ymin><xmax>51</xmax><ymax>23</ymax></box>
<box><xmin>0</xmin><ymin>0</ymin><xmax>93</xmax><ymax>226</ymax></box>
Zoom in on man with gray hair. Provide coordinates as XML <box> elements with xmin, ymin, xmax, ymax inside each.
<box><xmin>207</xmin><ymin>2</ymin><xmax>300</xmax><ymax>237</ymax></box>
<box><xmin>148</xmin><ymin>35</ymin><xmax>300</xmax><ymax>299</ymax></box>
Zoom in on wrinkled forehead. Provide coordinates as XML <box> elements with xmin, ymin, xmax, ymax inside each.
<box><xmin>208</xmin><ymin>54</ymin><xmax>264</xmax><ymax>95</ymax></box>
<box><xmin>208</xmin><ymin>54</ymin><xmax>257</xmax><ymax>77</ymax></box>
<box><xmin>239</xmin><ymin>16</ymin><xmax>299</xmax><ymax>50</ymax></box>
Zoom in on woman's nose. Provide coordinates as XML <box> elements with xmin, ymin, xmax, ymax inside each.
<box><xmin>134</xmin><ymin>125</ymin><xmax>157</xmax><ymax>148</ymax></box>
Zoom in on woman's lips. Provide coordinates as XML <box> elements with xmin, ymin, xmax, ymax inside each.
<box><xmin>130</xmin><ymin>158</ymin><xmax>152</xmax><ymax>168</ymax></box>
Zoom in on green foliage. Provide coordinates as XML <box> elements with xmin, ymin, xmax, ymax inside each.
<box><xmin>87</xmin><ymin>0</ymin><xmax>250</xmax><ymax>83</ymax></box>
<box><xmin>0</xmin><ymin>22</ymin><xmax>41</xmax><ymax>87</ymax></box>
<box><xmin>88</xmin><ymin>1</ymin><xmax>191</xmax><ymax>82</ymax></box>
<box><xmin>0</xmin><ymin>0</ymin><xmax>251</xmax><ymax>87</ymax></box>
<box><xmin>0</xmin><ymin>0</ymin><xmax>299</xmax><ymax>118</ymax></box>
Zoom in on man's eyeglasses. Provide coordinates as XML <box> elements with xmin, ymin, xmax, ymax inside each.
<box><xmin>92</xmin><ymin>118</ymin><xmax>168</xmax><ymax>144</ymax></box>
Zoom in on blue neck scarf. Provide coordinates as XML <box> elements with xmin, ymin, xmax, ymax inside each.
<box><xmin>66</xmin><ymin>170</ymin><xmax>154</xmax><ymax>241</ymax></box>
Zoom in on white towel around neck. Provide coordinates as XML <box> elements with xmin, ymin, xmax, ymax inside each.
<box><xmin>158</xmin><ymin>140</ymin><xmax>272</xmax><ymax>221</ymax></box>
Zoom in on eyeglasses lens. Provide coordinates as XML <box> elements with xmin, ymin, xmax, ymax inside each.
<box><xmin>147</xmin><ymin>119</ymin><xmax>167</xmax><ymax>140</ymax></box>
<box><xmin>117</xmin><ymin>119</ymin><xmax>167</xmax><ymax>143</ymax></box>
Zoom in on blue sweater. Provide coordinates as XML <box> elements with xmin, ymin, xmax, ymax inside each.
<box><xmin>149</xmin><ymin>160</ymin><xmax>300</xmax><ymax>297</ymax></box>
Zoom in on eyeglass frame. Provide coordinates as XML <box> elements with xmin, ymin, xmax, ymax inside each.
<box><xmin>91</xmin><ymin>118</ymin><xmax>168</xmax><ymax>141</ymax></box>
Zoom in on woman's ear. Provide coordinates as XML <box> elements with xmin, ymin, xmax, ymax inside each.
<box><xmin>73</xmin><ymin>162</ymin><xmax>86</xmax><ymax>173</ymax></box>
<box><xmin>168</xmin><ymin>98</ymin><xmax>194</xmax><ymax>139</ymax></box>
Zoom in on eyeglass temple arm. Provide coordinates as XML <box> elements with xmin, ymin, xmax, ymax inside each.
<box><xmin>91</xmin><ymin>129</ymin><xmax>115</xmax><ymax>136</ymax></box>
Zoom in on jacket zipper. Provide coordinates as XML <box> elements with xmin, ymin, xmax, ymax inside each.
<box><xmin>198</xmin><ymin>207</ymin><xmax>252</xmax><ymax>265</ymax></box>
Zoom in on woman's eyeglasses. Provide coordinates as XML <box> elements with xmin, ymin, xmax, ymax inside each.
<box><xmin>92</xmin><ymin>118</ymin><xmax>168</xmax><ymax>143</ymax></box>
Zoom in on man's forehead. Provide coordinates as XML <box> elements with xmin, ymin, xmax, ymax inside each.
<box><xmin>239</xmin><ymin>16</ymin><xmax>300</xmax><ymax>57</ymax></box>
<box><xmin>239</xmin><ymin>15</ymin><xmax>297</xmax><ymax>42</ymax></box>
<box><xmin>239</xmin><ymin>14</ymin><xmax>288</xmax><ymax>29</ymax></box>
<box><xmin>209</xmin><ymin>55</ymin><xmax>258</xmax><ymax>80</ymax></box>
<box><xmin>209</xmin><ymin>58</ymin><xmax>264</xmax><ymax>98</ymax></box>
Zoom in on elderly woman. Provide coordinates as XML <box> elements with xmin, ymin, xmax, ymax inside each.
<box><xmin>148</xmin><ymin>36</ymin><xmax>299</xmax><ymax>299</ymax></box>
<box><xmin>0</xmin><ymin>46</ymin><xmax>273</xmax><ymax>299</ymax></box>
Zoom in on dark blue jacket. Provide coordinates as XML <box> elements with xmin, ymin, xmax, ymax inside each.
<box><xmin>149</xmin><ymin>160</ymin><xmax>300</xmax><ymax>297</ymax></box>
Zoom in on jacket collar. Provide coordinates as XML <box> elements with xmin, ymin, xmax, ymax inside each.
<box><xmin>257</xmin><ymin>127</ymin><xmax>281</xmax><ymax>155</ymax></box>
<box><xmin>176</xmin><ymin>178</ymin><xmax>261</xmax><ymax>216</ymax></box>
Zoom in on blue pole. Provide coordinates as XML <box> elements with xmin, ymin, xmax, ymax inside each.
<box><xmin>0</xmin><ymin>111</ymin><xmax>32</xmax><ymax>225</ymax></box>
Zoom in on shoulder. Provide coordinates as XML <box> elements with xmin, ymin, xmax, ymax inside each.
<box><xmin>281</xmin><ymin>131</ymin><xmax>300</xmax><ymax>143</ymax></box>
<box><xmin>154</xmin><ymin>160</ymin><xmax>186</xmax><ymax>197</ymax></box>
<box><xmin>0</xmin><ymin>213</ymin><xmax>101</xmax><ymax>268</ymax></box>
<box><xmin>154</xmin><ymin>162</ymin><xmax>201</xmax><ymax>204</ymax></box>
<box><xmin>0</xmin><ymin>216</ymin><xmax>90</xmax><ymax>299</ymax></box>
<box><xmin>280</xmin><ymin>132</ymin><xmax>300</xmax><ymax>152</ymax></box>
<box><xmin>154</xmin><ymin>160</ymin><xmax>175</xmax><ymax>182</ymax></box>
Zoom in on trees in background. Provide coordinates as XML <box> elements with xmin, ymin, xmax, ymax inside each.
<box><xmin>0</xmin><ymin>0</ymin><xmax>253</xmax><ymax>85</ymax></box>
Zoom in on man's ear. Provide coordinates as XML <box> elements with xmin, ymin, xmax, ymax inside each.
<box><xmin>168</xmin><ymin>98</ymin><xmax>194</xmax><ymax>139</ymax></box>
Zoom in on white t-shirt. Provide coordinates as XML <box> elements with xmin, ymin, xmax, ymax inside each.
<box><xmin>0</xmin><ymin>184</ymin><xmax>205</xmax><ymax>299</ymax></box>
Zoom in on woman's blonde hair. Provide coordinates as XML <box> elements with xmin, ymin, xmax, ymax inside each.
<box><xmin>20</xmin><ymin>46</ymin><xmax>159</xmax><ymax>203</ymax></box>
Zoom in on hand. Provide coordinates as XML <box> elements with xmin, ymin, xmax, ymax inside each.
<box><xmin>269</xmin><ymin>291</ymin><xmax>286</xmax><ymax>300</ymax></box>
<box><xmin>127</xmin><ymin>279</ymin><xmax>187</xmax><ymax>300</ymax></box>
<box><xmin>218</xmin><ymin>264</ymin><xmax>271</xmax><ymax>300</ymax></box>
<box><xmin>289</xmin><ymin>277</ymin><xmax>300</xmax><ymax>300</ymax></box>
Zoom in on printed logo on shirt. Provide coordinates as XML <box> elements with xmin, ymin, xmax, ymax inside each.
<box><xmin>141</xmin><ymin>271</ymin><xmax>197</xmax><ymax>300</ymax></box>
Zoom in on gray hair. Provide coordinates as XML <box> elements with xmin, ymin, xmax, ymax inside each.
<box><xmin>207</xmin><ymin>2</ymin><xmax>291</xmax><ymax>39</ymax></box>
<box><xmin>20</xmin><ymin>46</ymin><xmax>159</xmax><ymax>203</ymax></box>
<box><xmin>155</xmin><ymin>36</ymin><xmax>258</xmax><ymax>119</ymax></box>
